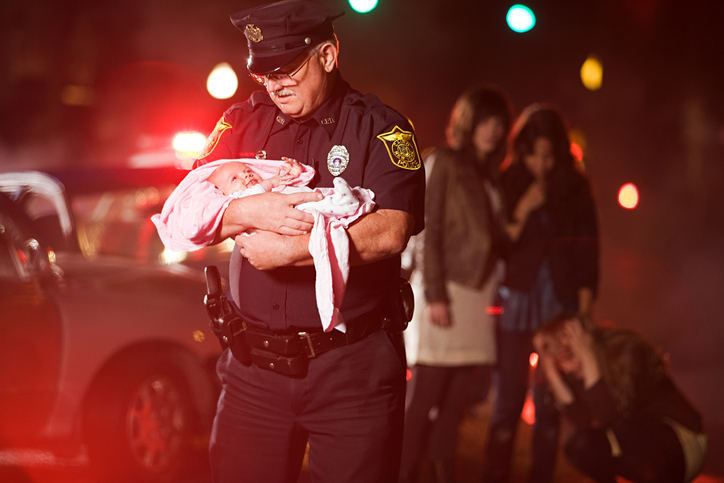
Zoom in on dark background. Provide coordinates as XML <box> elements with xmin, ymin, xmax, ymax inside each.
<box><xmin>1</xmin><ymin>0</ymin><xmax>723</xmax><ymax>468</ymax></box>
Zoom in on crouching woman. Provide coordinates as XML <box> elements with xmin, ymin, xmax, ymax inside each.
<box><xmin>533</xmin><ymin>314</ymin><xmax>707</xmax><ymax>483</ymax></box>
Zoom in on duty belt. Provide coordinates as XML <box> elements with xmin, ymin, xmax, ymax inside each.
<box><xmin>225</xmin><ymin>313</ymin><xmax>385</xmax><ymax>377</ymax></box>
<box><xmin>203</xmin><ymin>265</ymin><xmax>407</xmax><ymax>377</ymax></box>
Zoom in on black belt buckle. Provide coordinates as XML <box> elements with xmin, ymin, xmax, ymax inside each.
<box><xmin>298</xmin><ymin>331</ymin><xmax>316</xmax><ymax>358</ymax></box>
<box><xmin>249</xmin><ymin>348</ymin><xmax>308</xmax><ymax>377</ymax></box>
<box><xmin>245</xmin><ymin>328</ymin><xmax>301</xmax><ymax>356</ymax></box>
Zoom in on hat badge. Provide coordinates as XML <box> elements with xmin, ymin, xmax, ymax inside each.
<box><xmin>246</xmin><ymin>24</ymin><xmax>263</xmax><ymax>43</ymax></box>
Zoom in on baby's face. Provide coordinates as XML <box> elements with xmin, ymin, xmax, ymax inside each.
<box><xmin>209</xmin><ymin>162</ymin><xmax>262</xmax><ymax>195</ymax></box>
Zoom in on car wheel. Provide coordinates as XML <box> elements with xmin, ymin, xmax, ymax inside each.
<box><xmin>83</xmin><ymin>354</ymin><xmax>194</xmax><ymax>483</ymax></box>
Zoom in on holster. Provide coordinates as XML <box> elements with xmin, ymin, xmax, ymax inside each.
<box><xmin>204</xmin><ymin>266</ymin><xmax>308</xmax><ymax>376</ymax></box>
<box><xmin>386</xmin><ymin>276</ymin><xmax>414</xmax><ymax>331</ymax></box>
<box><xmin>204</xmin><ymin>266</ymin><xmax>251</xmax><ymax>364</ymax></box>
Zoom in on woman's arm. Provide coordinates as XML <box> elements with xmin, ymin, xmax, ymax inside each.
<box><xmin>504</xmin><ymin>180</ymin><xmax>546</xmax><ymax>242</ymax></box>
<box><xmin>573</xmin><ymin>180</ymin><xmax>600</xmax><ymax>313</ymax></box>
<box><xmin>421</xmin><ymin>151</ymin><xmax>451</xmax><ymax>304</ymax></box>
<box><xmin>533</xmin><ymin>333</ymin><xmax>575</xmax><ymax>405</ymax></box>
<box><xmin>564</xmin><ymin>319</ymin><xmax>601</xmax><ymax>389</ymax></box>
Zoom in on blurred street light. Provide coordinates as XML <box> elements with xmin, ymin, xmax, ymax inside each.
<box><xmin>618</xmin><ymin>183</ymin><xmax>639</xmax><ymax>209</ymax></box>
<box><xmin>207</xmin><ymin>63</ymin><xmax>238</xmax><ymax>100</ymax></box>
<box><xmin>581</xmin><ymin>55</ymin><xmax>603</xmax><ymax>90</ymax></box>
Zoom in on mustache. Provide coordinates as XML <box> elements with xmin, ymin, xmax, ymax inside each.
<box><xmin>272</xmin><ymin>87</ymin><xmax>295</xmax><ymax>97</ymax></box>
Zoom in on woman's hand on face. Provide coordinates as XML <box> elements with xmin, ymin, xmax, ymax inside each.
<box><xmin>562</xmin><ymin>319</ymin><xmax>593</xmax><ymax>358</ymax></box>
<box><xmin>427</xmin><ymin>301</ymin><xmax>452</xmax><ymax>328</ymax></box>
<box><xmin>532</xmin><ymin>332</ymin><xmax>549</xmax><ymax>355</ymax></box>
<box><xmin>533</xmin><ymin>333</ymin><xmax>556</xmax><ymax>365</ymax></box>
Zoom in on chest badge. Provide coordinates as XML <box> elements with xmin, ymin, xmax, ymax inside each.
<box><xmin>327</xmin><ymin>145</ymin><xmax>350</xmax><ymax>176</ymax></box>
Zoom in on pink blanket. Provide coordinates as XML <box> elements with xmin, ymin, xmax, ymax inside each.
<box><xmin>151</xmin><ymin>158</ymin><xmax>315</xmax><ymax>252</ymax></box>
<box><xmin>150</xmin><ymin>158</ymin><xmax>375</xmax><ymax>332</ymax></box>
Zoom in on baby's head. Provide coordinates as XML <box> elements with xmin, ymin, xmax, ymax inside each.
<box><xmin>208</xmin><ymin>161</ymin><xmax>262</xmax><ymax>196</ymax></box>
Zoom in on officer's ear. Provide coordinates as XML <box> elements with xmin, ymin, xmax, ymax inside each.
<box><xmin>317</xmin><ymin>42</ymin><xmax>338</xmax><ymax>73</ymax></box>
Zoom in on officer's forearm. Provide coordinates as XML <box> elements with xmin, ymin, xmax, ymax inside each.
<box><xmin>276</xmin><ymin>209</ymin><xmax>414</xmax><ymax>268</ymax></box>
<box><xmin>214</xmin><ymin>192</ymin><xmax>319</xmax><ymax>244</ymax></box>
<box><xmin>278</xmin><ymin>233</ymin><xmax>314</xmax><ymax>267</ymax></box>
<box><xmin>214</xmin><ymin>198</ymin><xmax>250</xmax><ymax>243</ymax></box>
<box><xmin>347</xmin><ymin>209</ymin><xmax>414</xmax><ymax>265</ymax></box>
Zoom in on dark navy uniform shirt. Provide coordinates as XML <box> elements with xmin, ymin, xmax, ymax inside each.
<box><xmin>196</xmin><ymin>76</ymin><xmax>425</xmax><ymax>331</ymax></box>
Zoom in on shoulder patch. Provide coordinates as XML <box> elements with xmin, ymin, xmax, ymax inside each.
<box><xmin>376</xmin><ymin>126</ymin><xmax>421</xmax><ymax>170</ymax></box>
<box><xmin>199</xmin><ymin>116</ymin><xmax>232</xmax><ymax>160</ymax></box>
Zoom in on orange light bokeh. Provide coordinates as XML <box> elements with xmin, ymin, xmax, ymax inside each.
<box><xmin>618</xmin><ymin>183</ymin><xmax>639</xmax><ymax>209</ymax></box>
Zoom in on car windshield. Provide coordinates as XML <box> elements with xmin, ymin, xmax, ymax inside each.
<box><xmin>32</xmin><ymin>168</ymin><xmax>236</xmax><ymax>273</ymax></box>
<box><xmin>67</xmin><ymin>178</ymin><xmax>234</xmax><ymax>271</ymax></box>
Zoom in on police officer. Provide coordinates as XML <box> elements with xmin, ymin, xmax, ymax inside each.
<box><xmin>195</xmin><ymin>1</ymin><xmax>425</xmax><ymax>482</ymax></box>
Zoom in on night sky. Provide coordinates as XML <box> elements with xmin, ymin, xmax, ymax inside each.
<box><xmin>1</xmin><ymin>0</ymin><xmax>723</xmax><ymax>467</ymax></box>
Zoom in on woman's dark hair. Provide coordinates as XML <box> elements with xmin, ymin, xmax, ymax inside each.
<box><xmin>446</xmin><ymin>84</ymin><xmax>513</xmax><ymax>172</ymax></box>
<box><xmin>500</xmin><ymin>103</ymin><xmax>590</xmax><ymax>226</ymax></box>
<box><xmin>536</xmin><ymin>313</ymin><xmax>666</xmax><ymax>417</ymax></box>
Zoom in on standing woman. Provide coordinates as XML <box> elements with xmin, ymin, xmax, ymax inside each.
<box><xmin>400</xmin><ymin>85</ymin><xmax>512</xmax><ymax>483</ymax></box>
<box><xmin>483</xmin><ymin>104</ymin><xmax>600</xmax><ymax>483</ymax></box>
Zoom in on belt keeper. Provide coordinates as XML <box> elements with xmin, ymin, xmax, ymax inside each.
<box><xmin>299</xmin><ymin>331</ymin><xmax>316</xmax><ymax>358</ymax></box>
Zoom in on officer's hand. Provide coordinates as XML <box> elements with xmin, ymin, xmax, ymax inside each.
<box><xmin>235</xmin><ymin>230</ymin><xmax>311</xmax><ymax>270</ymax></box>
<box><xmin>224</xmin><ymin>191</ymin><xmax>322</xmax><ymax>237</ymax></box>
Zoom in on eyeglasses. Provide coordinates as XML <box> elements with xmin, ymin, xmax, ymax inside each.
<box><xmin>249</xmin><ymin>53</ymin><xmax>313</xmax><ymax>86</ymax></box>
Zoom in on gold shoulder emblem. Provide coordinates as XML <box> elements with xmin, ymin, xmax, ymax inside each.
<box><xmin>199</xmin><ymin>116</ymin><xmax>232</xmax><ymax>160</ymax></box>
<box><xmin>246</xmin><ymin>24</ymin><xmax>263</xmax><ymax>43</ymax></box>
<box><xmin>376</xmin><ymin>126</ymin><xmax>421</xmax><ymax>170</ymax></box>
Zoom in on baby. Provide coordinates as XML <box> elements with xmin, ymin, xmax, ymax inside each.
<box><xmin>151</xmin><ymin>157</ymin><xmax>376</xmax><ymax>332</ymax></box>
<box><xmin>208</xmin><ymin>157</ymin><xmax>303</xmax><ymax>198</ymax></box>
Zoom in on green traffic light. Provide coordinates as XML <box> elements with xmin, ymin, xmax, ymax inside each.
<box><xmin>349</xmin><ymin>0</ymin><xmax>378</xmax><ymax>14</ymax></box>
<box><xmin>507</xmin><ymin>4</ymin><xmax>536</xmax><ymax>33</ymax></box>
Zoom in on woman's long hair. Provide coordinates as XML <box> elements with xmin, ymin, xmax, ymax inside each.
<box><xmin>537</xmin><ymin>313</ymin><xmax>666</xmax><ymax>417</ymax></box>
<box><xmin>445</xmin><ymin>84</ymin><xmax>512</xmax><ymax>179</ymax></box>
<box><xmin>499</xmin><ymin>104</ymin><xmax>589</xmax><ymax>227</ymax></box>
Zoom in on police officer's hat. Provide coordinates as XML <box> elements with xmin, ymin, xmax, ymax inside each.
<box><xmin>231</xmin><ymin>0</ymin><xmax>344</xmax><ymax>75</ymax></box>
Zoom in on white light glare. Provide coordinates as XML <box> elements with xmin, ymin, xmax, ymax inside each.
<box><xmin>207</xmin><ymin>63</ymin><xmax>238</xmax><ymax>99</ymax></box>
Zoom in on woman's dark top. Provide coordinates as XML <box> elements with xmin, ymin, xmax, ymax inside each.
<box><xmin>500</xmin><ymin>162</ymin><xmax>599</xmax><ymax>310</ymax></box>
<box><xmin>563</xmin><ymin>328</ymin><xmax>703</xmax><ymax>434</ymax></box>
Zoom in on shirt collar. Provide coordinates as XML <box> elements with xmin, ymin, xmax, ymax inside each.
<box><xmin>269</xmin><ymin>76</ymin><xmax>349</xmax><ymax>138</ymax></box>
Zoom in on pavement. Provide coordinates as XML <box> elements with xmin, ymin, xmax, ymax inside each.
<box><xmin>2</xmin><ymin>395</ymin><xmax>721</xmax><ymax>482</ymax></box>
<box><xmin>378</xmin><ymin>397</ymin><xmax>724</xmax><ymax>483</ymax></box>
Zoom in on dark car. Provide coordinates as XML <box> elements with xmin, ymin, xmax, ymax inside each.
<box><xmin>0</xmin><ymin>170</ymin><xmax>224</xmax><ymax>482</ymax></box>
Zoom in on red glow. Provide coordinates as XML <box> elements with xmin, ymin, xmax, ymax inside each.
<box><xmin>570</xmin><ymin>142</ymin><xmax>583</xmax><ymax>162</ymax></box>
<box><xmin>406</xmin><ymin>368</ymin><xmax>412</xmax><ymax>382</ymax></box>
<box><xmin>522</xmin><ymin>391</ymin><xmax>535</xmax><ymax>425</ymax></box>
<box><xmin>486</xmin><ymin>306</ymin><xmax>504</xmax><ymax>315</ymax></box>
<box><xmin>618</xmin><ymin>183</ymin><xmax>639</xmax><ymax>209</ymax></box>
<box><xmin>529</xmin><ymin>352</ymin><xmax>538</xmax><ymax>367</ymax></box>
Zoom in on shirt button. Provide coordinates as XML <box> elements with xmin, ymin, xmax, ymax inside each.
<box><xmin>273</xmin><ymin>303</ymin><xmax>280</xmax><ymax>310</ymax></box>
<box><xmin>296</xmin><ymin>138</ymin><xmax>303</xmax><ymax>144</ymax></box>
